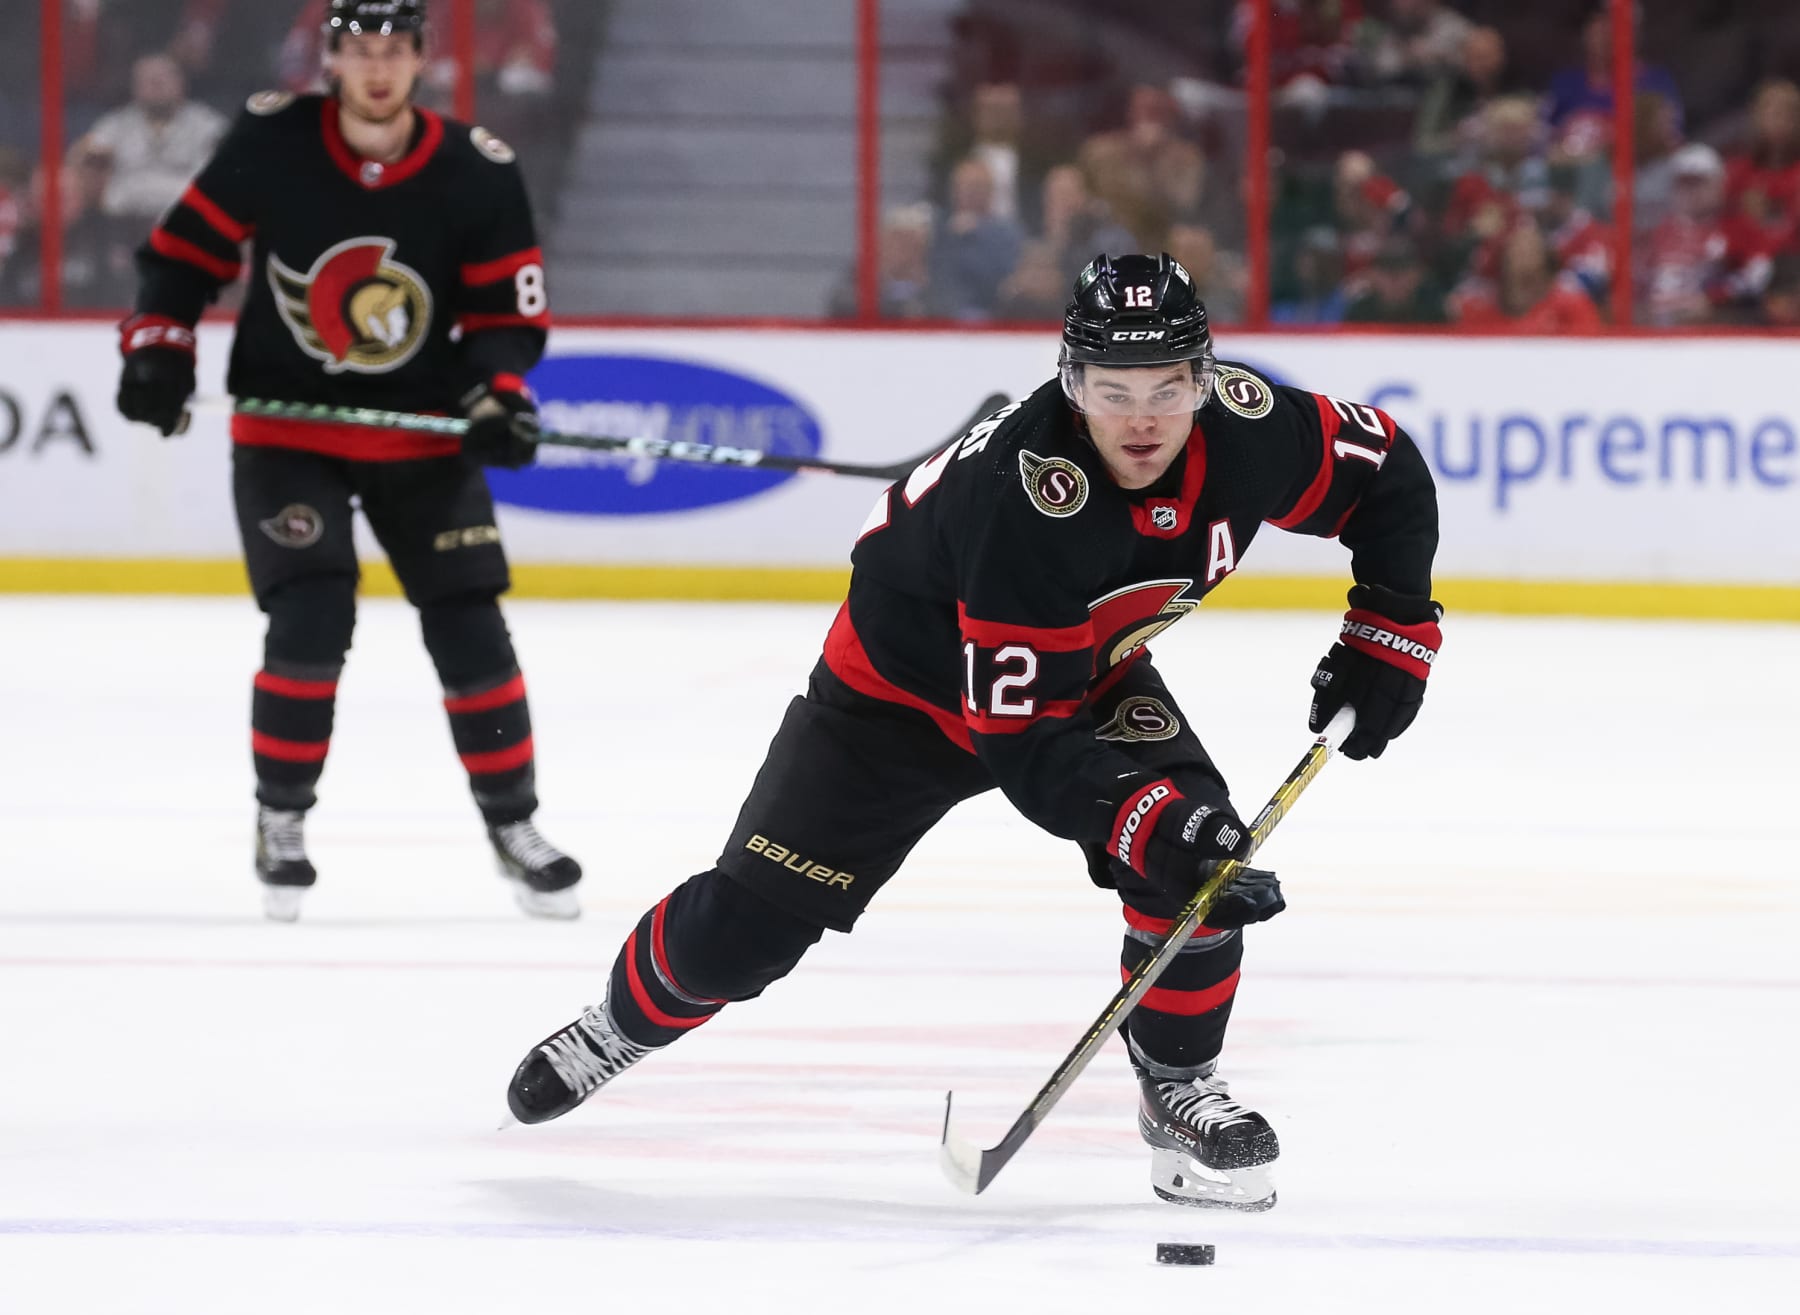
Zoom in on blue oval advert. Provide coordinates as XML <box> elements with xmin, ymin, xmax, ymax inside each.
<box><xmin>486</xmin><ymin>354</ymin><xmax>824</xmax><ymax>516</ymax></box>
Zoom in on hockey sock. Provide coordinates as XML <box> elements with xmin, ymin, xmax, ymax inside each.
<box><xmin>607</xmin><ymin>869</ymin><xmax>826</xmax><ymax>1047</ymax></box>
<box><xmin>442</xmin><ymin>668</ymin><xmax>537</xmax><ymax>823</ymax></box>
<box><xmin>1119</xmin><ymin>906</ymin><xmax>1246</xmax><ymax>1077</ymax></box>
<box><xmin>251</xmin><ymin>662</ymin><xmax>341</xmax><ymax>811</ymax></box>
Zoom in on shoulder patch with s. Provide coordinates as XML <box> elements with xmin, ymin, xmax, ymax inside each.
<box><xmin>1213</xmin><ymin>365</ymin><xmax>1275</xmax><ymax>420</ymax></box>
<box><xmin>1018</xmin><ymin>449</ymin><xmax>1088</xmax><ymax>517</ymax></box>
<box><xmin>472</xmin><ymin>127</ymin><xmax>516</xmax><ymax>164</ymax></box>
<box><xmin>247</xmin><ymin>90</ymin><xmax>295</xmax><ymax>116</ymax></box>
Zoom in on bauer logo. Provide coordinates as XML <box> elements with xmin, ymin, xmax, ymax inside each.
<box><xmin>487</xmin><ymin>355</ymin><xmax>824</xmax><ymax>516</ymax></box>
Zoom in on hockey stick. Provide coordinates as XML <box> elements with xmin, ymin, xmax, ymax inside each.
<box><xmin>186</xmin><ymin>392</ymin><xmax>1013</xmax><ymax>483</ymax></box>
<box><xmin>938</xmin><ymin>705</ymin><xmax>1357</xmax><ymax>1196</ymax></box>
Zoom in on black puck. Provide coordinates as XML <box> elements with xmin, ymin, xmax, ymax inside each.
<box><xmin>1155</xmin><ymin>1243</ymin><xmax>1215</xmax><ymax>1266</ymax></box>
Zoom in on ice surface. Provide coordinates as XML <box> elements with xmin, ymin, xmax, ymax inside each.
<box><xmin>1</xmin><ymin>598</ymin><xmax>1796</xmax><ymax>1314</ymax></box>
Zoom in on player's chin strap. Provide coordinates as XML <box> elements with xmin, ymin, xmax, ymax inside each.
<box><xmin>938</xmin><ymin>705</ymin><xmax>1356</xmax><ymax>1196</ymax></box>
<box><xmin>181</xmin><ymin>393</ymin><xmax>1013</xmax><ymax>483</ymax></box>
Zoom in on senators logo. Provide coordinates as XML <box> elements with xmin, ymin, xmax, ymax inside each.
<box><xmin>1088</xmin><ymin>578</ymin><xmax>1200</xmax><ymax>669</ymax></box>
<box><xmin>1019</xmin><ymin>449</ymin><xmax>1088</xmax><ymax>517</ymax></box>
<box><xmin>1213</xmin><ymin>365</ymin><xmax>1274</xmax><ymax>420</ymax></box>
<box><xmin>1095</xmin><ymin>695</ymin><xmax>1181</xmax><ymax>743</ymax></box>
<box><xmin>268</xmin><ymin>237</ymin><xmax>432</xmax><ymax>374</ymax></box>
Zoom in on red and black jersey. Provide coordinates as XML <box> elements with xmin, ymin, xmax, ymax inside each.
<box><xmin>823</xmin><ymin>361</ymin><xmax>1438</xmax><ymax>845</ymax></box>
<box><xmin>133</xmin><ymin>91</ymin><xmax>549</xmax><ymax>461</ymax></box>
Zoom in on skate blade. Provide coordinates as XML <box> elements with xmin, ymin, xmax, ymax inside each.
<box><xmin>1150</xmin><ymin>1147</ymin><xmax>1277</xmax><ymax>1211</ymax></box>
<box><xmin>261</xmin><ymin>885</ymin><xmax>307</xmax><ymax>923</ymax></box>
<box><xmin>511</xmin><ymin>883</ymin><xmax>581</xmax><ymax>920</ymax></box>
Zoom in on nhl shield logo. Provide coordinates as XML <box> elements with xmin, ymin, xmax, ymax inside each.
<box><xmin>1018</xmin><ymin>449</ymin><xmax>1089</xmax><ymax>517</ymax></box>
<box><xmin>268</xmin><ymin>236</ymin><xmax>432</xmax><ymax>374</ymax></box>
<box><xmin>1151</xmin><ymin>505</ymin><xmax>1178</xmax><ymax>532</ymax></box>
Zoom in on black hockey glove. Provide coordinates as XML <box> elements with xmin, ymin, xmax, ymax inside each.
<box><xmin>1108</xmin><ymin>776</ymin><xmax>1274</xmax><ymax>891</ymax></box>
<box><xmin>461</xmin><ymin>378</ymin><xmax>540</xmax><ymax>469</ymax></box>
<box><xmin>1200</xmin><ymin>863</ymin><xmax>1286</xmax><ymax>930</ymax></box>
<box><xmin>117</xmin><ymin>314</ymin><xmax>197</xmax><ymax>438</ymax></box>
<box><xmin>1309</xmin><ymin>584</ymin><xmax>1443</xmax><ymax>761</ymax></box>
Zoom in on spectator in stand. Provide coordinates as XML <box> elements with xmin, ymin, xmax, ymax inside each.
<box><xmin>1038</xmin><ymin>163</ymin><xmax>1134</xmax><ymax>283</ymax></box>
<box><xmin>1166</xmin><ymin>223</ymin><xmax>1245</xmax><ymax>324</ymax></box>
<box><xmin>1078</xmin><ymin>84</ymin><xmax>1205</xmax><ymax>249</ymax></box>
<box><xmin>829</xmin><ymin>202</ymin><xmax>934</xmax><ymax>320</ymax></box>
<box><xmin>1631</xmin><ymin>93</ymin><xmax>1686</xmax><ymax>235</ymax></box>
<box><xmin>1271</xmin><ymin>226</ymin><xmax>1349</xmax><ymax>324</ymax></box>
<box><xmin>1724</xmin><ymin>80</ymin><xmax>1800</xmax><ymax>256</ymax></box>
<box><xmin>929</xmin><ymin>157</ymin><xmax>1023</xmax><ymax>320</ymax></box>
<box><xmin>994</xmin><ymin>240</ymin><xmax>1069</xmax><ymax>320</ymax></box>
<box><xmin>70</xmin><ymin>53</ymin><xmax>226</xmax><ymax>224</ymax></box>
<box><xmin>1443</xmin><ymin>97</ymin><xmax>1550</xmax><ymax>248</ymax></box>
<box><xmin>1414</xmin><ymin>26</ymin><xmax>1510</xmax><ymax>160</ymax></box>
<box><xmin>1334</xmin><ymin>150</ymin><xmax>1411</xmax><ymax>284</ymax></box>
<box><xmin>1640</xmin><ymin>144</ymin><xmax>1775</xmax><ymax>327</ymax></box>
<box><xmin>1451</xmin><ymin>221</ymin><xmax>1603</xmax><ymax>331</ymax></box>
<box><xmin>1543</xmin><ymin>162</ymin><xmax>1613</xmax><ymax>304</ymax></box>
<box><xmin>968</xmin><ymin>83</ymin><xmax>1023</xmax><ymax>223</ymax></box>
<box><xmin>0</xmin><ymin>148</ymin><xmax>25</xmax><ymax>285</ymax></box>
<box><xmin>1344</xmin><ymin>237</ymin><xmax>1447</xmax><ymax>324</ymax></box>
<box><xmin>1366</xmin><ymin>0</ymin><xmax>1474</xmax><ymax>87</ymax></box>
<box><xmin>1546</xmin><ymin>5</ymin><xmax>1682</xmax><ymax>163</ymax></box>
<box><xmin>1758</xmin><ymin>253</ymin><xmax>1800</xmax><ymax>327</ymax></box>
<box><xmin>1237</xmin><ymin>0</ymin><xmax>1367</xmax><ymax>91</ymax></box>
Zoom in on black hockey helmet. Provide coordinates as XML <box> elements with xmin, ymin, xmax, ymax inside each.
<box><xmin>1059</xmin><ymin>253</ymin><xmax>1217</xmax><ymax>416</ymax></box>
<box><xmin>325</xmin><ymin>0</ymin><xmax>426</xmax><ymax>46</ymax></box>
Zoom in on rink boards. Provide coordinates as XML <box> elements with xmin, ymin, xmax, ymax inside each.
<box><xmin>0</xmin><ymin>323</ymin><xmax>1794</xmax><ymax>619</ymax></box>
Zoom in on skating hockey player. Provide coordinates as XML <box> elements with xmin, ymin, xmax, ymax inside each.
<box><xmin>115</xmin><ymin>0</ymin><xmax>581</xmax><ymax>922</ymax></box>
<box><xmin>505</xmin><ymin>252</ymin><xmax>1443</xmax><ymax>1209</ymax></box>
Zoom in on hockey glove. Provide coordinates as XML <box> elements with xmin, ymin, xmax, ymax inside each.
<box><xmin>1109</xmin><ymin>779</ymin><xmax>1258</xmax><ymax>894</ymax></box>
<box><xmin>461</xmin><ymin>377</ymin><xmax>540</xmax><ymax>469</ymax></box>
<box><xmin>116</xmin><ymin>314</ymin><xmax>197</xmax><ymax>438</ymax></box>
<box><xmin>1309</xmin><ymin>584</ymin><xmax>1443</xmax><ymax>761</ymax></box>
<box><xmin>1200</xmin><ymin>863</ymin><xmax>1286</xmax><ymax>930</ymax></box>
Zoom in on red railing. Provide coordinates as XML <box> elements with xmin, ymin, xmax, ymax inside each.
<box><xmin>12</xmin><ymin>0</ymin><xmax>1795</xmax><ymax>335</ymax></box>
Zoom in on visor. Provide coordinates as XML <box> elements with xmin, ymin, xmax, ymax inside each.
<box><xmin>1060</xmin><ymin>358</ymin><xmax>1216</xmax><ymax>417</ymax></box>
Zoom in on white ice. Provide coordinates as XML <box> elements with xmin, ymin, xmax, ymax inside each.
<box><xmin>1</xmin><ymin>597</ymin><xmax>1796</xmax><ymax>1314</ymax></box>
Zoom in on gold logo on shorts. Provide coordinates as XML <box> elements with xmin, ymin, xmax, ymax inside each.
<box><xmin>745</xmin><ymin>835</ymin><xmax>855</xmax><ymax>890</ymax></box>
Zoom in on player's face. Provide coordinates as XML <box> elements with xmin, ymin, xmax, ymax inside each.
<box><xmin>1077</xmin><ymin>365</ymin><xmax>1200</xmax><ymax>489</ymax></box>
<box><xmin>331</xmin><ymin>32</ymin><xmax>425</xmax><ymax>123</ymax></box>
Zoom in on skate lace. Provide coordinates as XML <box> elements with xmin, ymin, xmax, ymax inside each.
<box><xmin>496</xmin><ymin>821</ymin><xmax>565</xmax><ymax>870</ymax></box>
<box><xmin>540</xmin><ymin>1005</ymin><xmax>646</xmax><ymax>1098</ymax></box>
<box><xmin>1159</xmin><ymin>1073</ymin><xmax>1254</xmax><ymax>1132</ymax></box>
<box><xmin>258</xmin><ymin>810</ymin><xmax>307</xmax><ymax>863</ymax></box>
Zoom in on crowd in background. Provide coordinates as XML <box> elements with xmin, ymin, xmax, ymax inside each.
<box><xmin>883</xmin><ymin>0</ymin><xmax>1800</xmax><ymax>328</ymax></box>
<box><xmin>1</xmin><ymin>1</ymin><xmax>1798</xmax><ymax>328</ymax></box>
<box><xmin>0</xmin><ymin>0</ymin><xmax>571</xmax><ymax>307</ymax></box>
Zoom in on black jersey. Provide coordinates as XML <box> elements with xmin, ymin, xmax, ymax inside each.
<box><xmin>134</xmin><ymin>91</ymin><xmax>549</xmax><ymax>461</ymax></box>
<box><xmin>821</xmin><ymin>362</ymin><xmax>1439</xmax><ymax>848</ymax></box>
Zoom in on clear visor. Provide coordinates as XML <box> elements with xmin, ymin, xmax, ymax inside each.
<box><xmin>1060</xmin><ymin>359</ymin><xmax>1216</xmax><ymax>418</ymax></box>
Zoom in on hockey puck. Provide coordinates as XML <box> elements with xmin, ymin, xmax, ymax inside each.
<box><xmin>1155</xmin><ymin>1243</ymin><xmax>1215</xmax><ymax>1266</ymax></box>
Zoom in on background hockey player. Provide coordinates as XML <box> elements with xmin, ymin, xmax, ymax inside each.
<box><xmin>114</xmin><ymin>0</ymin><xmax>581</xmax><ymax>922</ymax></box>
<box><xmin>504</xmin><ymin>252</ymin><xmax>1443</xmax><ymax>1210</ymax></box>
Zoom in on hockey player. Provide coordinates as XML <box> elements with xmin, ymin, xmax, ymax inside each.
<box><xmin>505</xmin><ymin>253</ymin><xmax>1443</xmax><ymax>1209</ymax></box>
<box><xmin>114</xmin><ymin>0</ymin><xmax>582</xmax><ymax>922</ymax></box>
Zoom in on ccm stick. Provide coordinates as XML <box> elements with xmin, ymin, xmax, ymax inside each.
<box><xmin>183</xmin><ymin>392</ymin><xmax>1014</xmax><ymax>483</ymax></box>
<box><xmin>939</xmin><ymin>705</ymin><xmax>1357</xmax><ymax>1196</ymax></box>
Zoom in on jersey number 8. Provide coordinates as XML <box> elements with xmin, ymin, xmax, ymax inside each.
<box><xmin>515</xmin><ymin>264</ymin><xmax>548</xmax><ymax>318</ymax></box>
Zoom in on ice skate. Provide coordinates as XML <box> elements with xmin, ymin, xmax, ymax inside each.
<box><xmin>507</xmin><ymin>997</ymin><xmax>652</xmax><ymax>1124</ymax></box>
<box><xmin>1136</xmin><ymin>1061</ymin><xmax>1280</xmax><ymax>1211</ymax></box>
<box><xmin>489</xmin><ymin>820</ymin><xmax>582</xmax><ymax>919</ymax></box>
<box><xmin>255</xmin><ymin>806</ymin><xmax>315</xmax><ymax>923</ymax></box>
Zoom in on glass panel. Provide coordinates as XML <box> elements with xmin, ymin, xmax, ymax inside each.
<box><xmin>0</xmin><ymin>0</ymin><xmax>42</xmax><ymax>307</ymax></box>
<box><xmin>1265</xmin><ymin>0</ymin><xmax>1619</xmax><ymax>330</ymax></box>
<box><xmin>1634</xmin><ymin>4</ymin><xmax>1800</xmax><ymax>328</ymax></box>
<box><xmin>876</xmin><ymin>0</ymin><xmax>1248</xmax><ymax>324</ymax></box>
